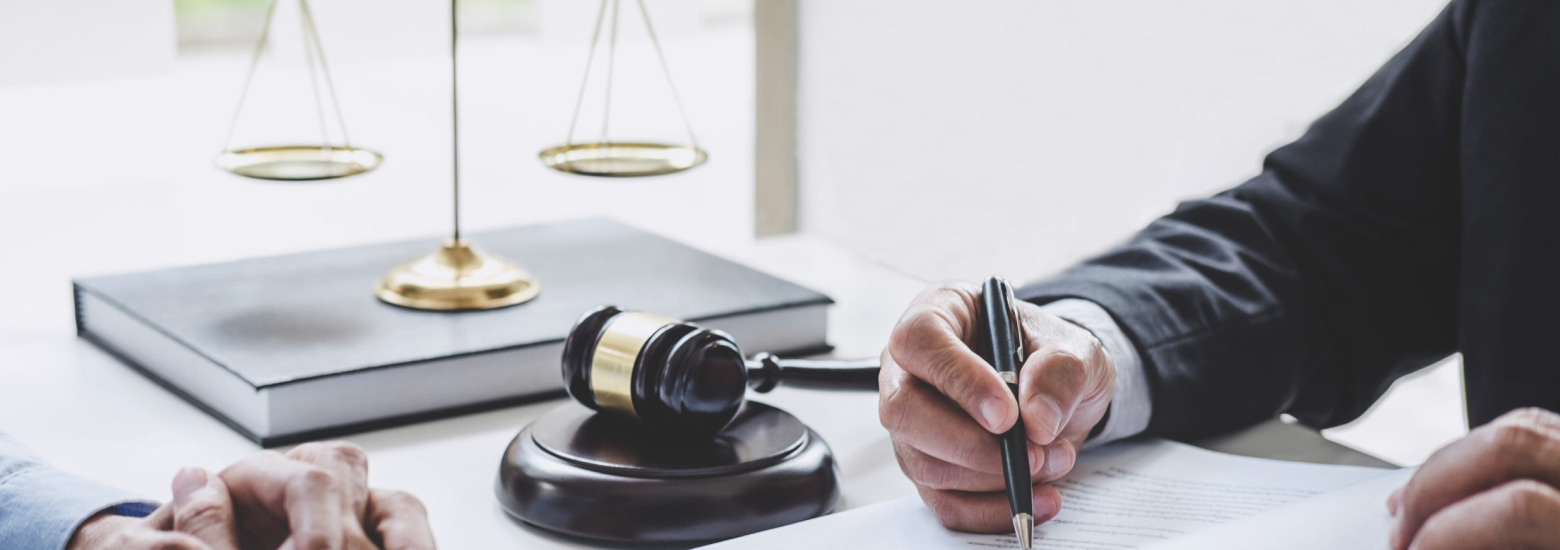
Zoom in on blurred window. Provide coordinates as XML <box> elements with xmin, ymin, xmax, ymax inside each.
<box><xmin>174</xmin><ymin>0</ymin><xmax>543</xmax><ymax>52</ymax></box>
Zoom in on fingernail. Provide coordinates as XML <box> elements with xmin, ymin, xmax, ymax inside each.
<box><xmin>1028</xmin><ymin>395</ymin><xmax>1064</xmax><ymax>442</ymax></box>
<box><xmin>172</xmin><ymin>467</ymin><xmax>208</xmax><ymax>503</ymax></box>
<box><xmin>1033</xmin><ymin>486</ymin><xmax>1060</xmax><ymax>519</ymax></box>
<box><xmin>980</xmin><ymin>397</ymin><xmax>1008</xmax><ymax>431</ymax></box>
<box><xmin>1044</xmin><ymin>444</ymin><xmax>1075</xmax><ymax>478</ymax></box>
<box><xmin>1029</xmin><ymin>444</ymin><xmax>1044</xmax><ymax>474</ymax></box>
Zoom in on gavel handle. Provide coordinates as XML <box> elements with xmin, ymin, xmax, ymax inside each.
<box><xmin>745</xmin><ymin>352</ymin><xmax>880</xmax><ymax>393</ymax></box>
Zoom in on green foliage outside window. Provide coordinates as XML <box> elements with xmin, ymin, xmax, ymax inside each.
<box><xmin>173</xmin><ymin>0</ymin><xmax>539</xmax><ymax>51</ymax></box>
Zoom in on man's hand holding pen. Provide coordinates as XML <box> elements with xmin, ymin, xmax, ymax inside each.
<box><xmin>877</xmin><ymin>280</ymin><xmax>1115</xmax><ymax>533</ymax></box>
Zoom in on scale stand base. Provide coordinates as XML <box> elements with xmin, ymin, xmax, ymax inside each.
<box><xmin>375</xmin><ymin>239</ymin><xmax>540</xmax><ymax>311</ymax></box>
<box><xmin>495</xmin><ymin>402</ymin><xmax>841</xmax><ymax>543</ymax></box>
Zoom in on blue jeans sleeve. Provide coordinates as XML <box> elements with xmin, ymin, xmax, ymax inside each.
<box><xmin>0</xmin><ymin>433</ymin><xmax>159</xmax><ymax>550</ymax></box>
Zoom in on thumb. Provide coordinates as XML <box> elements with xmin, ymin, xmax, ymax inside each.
<box><xmin>889</xmin><ymin>282</ymin><xmax>1018</xmax><ymax>433</ymax></box>
<box><xmin>171</xmin><ymin>467</ymin><xmax>241</xmax><ymax>550</ymax></box>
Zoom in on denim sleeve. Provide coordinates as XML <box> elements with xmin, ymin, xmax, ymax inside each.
<box><xmin>0</xmin><ymin>433</ymin><xmax>158</xmax><ymax>550</ymax></box>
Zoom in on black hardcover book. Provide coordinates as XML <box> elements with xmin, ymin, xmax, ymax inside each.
<box><xmin>73</xmin><ymin>218</ymin><xmax>832</xmax><ymax>446</ymax></box>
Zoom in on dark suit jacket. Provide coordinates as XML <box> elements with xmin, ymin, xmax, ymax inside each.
<box><xmin>1018</xmin><ymin>0</ymin><xmax>1557</xmax><ymax>440</ymax></box>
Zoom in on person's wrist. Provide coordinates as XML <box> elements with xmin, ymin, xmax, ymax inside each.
<box><xmin>1073</xmin><ymin>318</ymin><xmax>1113</xmax><ymax>441</ymax></box>
<box><xmin>1034</xmin><ymin>303</ymin><xmax>1114</xmax><ymax>441</ymax></box>
<box><xmin>1036</xmin><ymin>298</ymin><xmax>1148</xmax><ymax>448</ymax></box>
<box><xmin>1079</xmin><ymin>322</ymin><xmax>1111</xmax><ymax>440</ymax></box>
<box><xmin>1088</xmin><ymin>404</ymin><xmax>1111</xmax><ymax>439</ymax></box>
<box><xmin>65</xmin><ymin>512</ymin><xmax>141</xmax><ymax>550</ymax></box>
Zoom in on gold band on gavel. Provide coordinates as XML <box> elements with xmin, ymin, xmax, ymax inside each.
<box><xmin>590</xmin><ymin>311</ymin><xmax>679</xmax><ymax>419</ymax></box>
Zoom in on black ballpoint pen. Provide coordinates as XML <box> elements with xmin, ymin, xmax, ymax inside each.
<box><xmin>975</xmin><ymin>276</ymin><xmax>1033</xmax><ymax>549</ymax></box>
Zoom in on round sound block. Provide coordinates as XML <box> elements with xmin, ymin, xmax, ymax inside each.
<box><xmin>495</xmin><ymin>401</ymin><xmax>841</xmax><ymax>543</ymax></box>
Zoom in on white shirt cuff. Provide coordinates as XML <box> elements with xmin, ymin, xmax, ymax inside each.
<box><xmin>1038</xmin><ymin>299</ymin><xmax>1151</xmax><ymax>448</ymax></box>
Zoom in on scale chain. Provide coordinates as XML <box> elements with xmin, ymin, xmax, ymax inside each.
<box><xmin>600</xmin><ymin>0</ymin><xmax>622</xmax><ymax>155</ymax></box>
<box><xmin>564</xmin><ymin>0</ymin><xmax>613</xmax><ymax>149</ymax></box>
<box><xmin>634</xmin><ymin>0</ymin><xmax>700</xmax><ymax>148</ymax></box>
<box><xmin>562</xmin><ymin>0</ymin><xmax>701</xmax><ymax>153</ymax></box>
<box><xmin>218</xmin><ymin>0</ymin><xmax>357</xmax><ymax>164</ymax></box>
<box><xmin>219</xmin><ymin>0</ymin><xmax>281</xmax><ymax>154</ymax></box>
<box><xmin>297</xmin><ymin>0</ymin><xmax>334</xmax><ymax>153</ymax></box>
<box><xmin>298</xmin><ymin>0</ymin><xmax>357</xmax><ymax>157</ymax></box>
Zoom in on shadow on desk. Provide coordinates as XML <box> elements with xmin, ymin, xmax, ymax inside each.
<box><xmin>499</xmin><ymin>501</ymin><xmax>703</xmax><ymax>550</ymax></box>
<box><xmin>1191</xmin><ymin>417</ymin><xmax>1397</xmax><ymax>468</ymax></box>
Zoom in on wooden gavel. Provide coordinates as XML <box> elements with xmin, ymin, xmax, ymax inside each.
<box><xmin>561</xmin><ymin>305</ymin><xmax>880</xmax><ymax>437</ymax></box>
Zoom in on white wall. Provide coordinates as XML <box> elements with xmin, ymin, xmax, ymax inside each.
<box><xmin>0</xmin><ymin>0</ymin><xmax>176</xmax><ymax>87</ymax></box>
<box><xmin>797</xmin><ymin>0</ymin><xmax>1451</xmax><ymax>283</ymax></box>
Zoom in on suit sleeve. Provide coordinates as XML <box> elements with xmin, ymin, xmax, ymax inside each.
<box><xmin>0</xmin><ymin>432</ymin><xmax>157</xmax><ymax>550</ymax></box>
<box><xmin>1017</xmin><ymin>1</ymin><xmax>1471</xmax><ymax>440</ymax></box>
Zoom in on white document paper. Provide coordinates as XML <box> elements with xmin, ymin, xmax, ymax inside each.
<box><xmin>1142</xmin><ymin>467</ymin><xmax>1413</xmax><ymax>550</ymax></box>
<box><xmin>699</xmin><ymin>439</ymin><xmax>1400</xmax><ymax>550</ymax></box>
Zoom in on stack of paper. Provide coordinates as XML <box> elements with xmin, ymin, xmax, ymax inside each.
<box><xmin>700</xmin><ymin>440</ymin><xmax>1409</xmax><ymax>550</ymax></box>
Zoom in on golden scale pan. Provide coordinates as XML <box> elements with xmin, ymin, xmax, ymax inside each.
<box><xmin>539</xmin><ymin>0</ymin><xmax>708</xmax><ymax>177</ymax></box>
<box><xmin>215</xmin><ymin>0</ymin><xmax>381</xmax><ymax>182</ymax></box>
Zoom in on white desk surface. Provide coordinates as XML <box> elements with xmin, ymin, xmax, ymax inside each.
<box><xmin>0</xmin><ymin>231</ymin><xmax>1390</xmax><ymax>549</ymax></box>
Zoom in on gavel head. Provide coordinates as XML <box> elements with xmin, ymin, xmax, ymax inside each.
<box><xmin>561</xmin><ymin>305</ymin><xmax>750</xmax><ymax>437</ymax></box>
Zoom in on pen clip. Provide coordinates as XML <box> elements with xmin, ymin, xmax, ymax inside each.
<box><xmin>981</xmin><ymin>276</ymin><xmax>1026</xmax><ymax>383</ymax></box>
<box><xmin>1003</xmin><ymin>282</ymin><xmax>1026</xmax><ymax>368</ymax></box>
